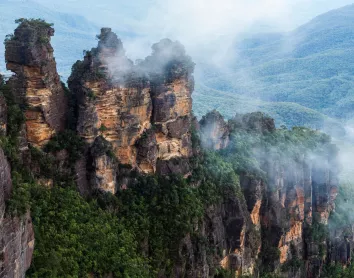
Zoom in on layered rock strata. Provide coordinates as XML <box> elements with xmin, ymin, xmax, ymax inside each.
<box><xmin>166</xmin><ymin>187</ymin><xmax>261</xmax><ymax>278</ymax></box>
<box><xmin>200</xmin><ymin>111</ymin><xmax>340</xmax><ymax>278</ymax></box>
<box><xmin>0</xmin><ymin>21</ymin><xmax>344</xmax><ymax>278</ymax></box>
<box><xmin>5</xmin><ymin>20</ymin><xmax>67</xmax><ymax>147</ymax></box>
<box><xmin>69</xmin><ymin>29</ymin><xmax>195</xmax><ymax>193</ymax></box>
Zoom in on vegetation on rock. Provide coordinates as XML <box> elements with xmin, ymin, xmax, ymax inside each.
<box><xmin>0</xmin><ymin>17</ymin><xmax>350</xmax><ymax>278</ymax></box>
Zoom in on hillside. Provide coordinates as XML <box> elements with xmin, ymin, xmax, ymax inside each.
<box><xmin>0</xmin><ymin>19</ymin><xmax>350</xmax><ymax>278</ymax></box>
<box><xmin>193</xmin><ymin>83</ymin><xmax>345</xmax><ymax>135</ymax></box>
<box><xmin>194</xmin><ymin>4</ymin><xmax>354</xmax><ymax>128</ymax></box>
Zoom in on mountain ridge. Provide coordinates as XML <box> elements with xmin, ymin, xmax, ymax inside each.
<box><xmin>194</xmin><ymin>3</ymin><xmax>354</xmax><ymax>129</ymax></box>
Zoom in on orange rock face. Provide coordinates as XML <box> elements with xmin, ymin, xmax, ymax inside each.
<box><xmin>69</xmin><ymin>29</ymin><xmax>195</xmax><ymax>190</ymax></box>
<box><xmin>24</xmin><ymin>109</ymin><xmax>55</xmax><ymax>146</ymax></box>
<box><xmin>278</xmin><ymin>221</ymin><xmax>303</xmax><ymax>264</ymax></box>
<box><xmin>78</xmin><ymin>81</ymin><xmax>152</xmax><ymax>168</ymax></box>
<box><xmin>250</xmin><ymin>199</ymin><xmax>262</xmax><ymax>227</ymax></box>
<box><xmin>5</xmin><ymin>22</ymin><xmax>67</xmax><ymax>147</ymax></box>
<box><xmin>78</xmin><ymin>77</ymin><xmax>193</xmax><ymax>174</ymax></box>
<box><xmin>152</xmin><ymin>78</ymin><xmax>193</xmax><ymax>162</ymax></box>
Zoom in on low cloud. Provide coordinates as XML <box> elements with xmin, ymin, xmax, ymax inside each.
<box><xmin>32</xmin><ymin>0</ymin><xmax>354</xmax><ymax>64</ymax></box>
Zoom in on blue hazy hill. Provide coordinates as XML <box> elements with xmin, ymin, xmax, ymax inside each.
<box><xmin>194</xmin><ymin>4</ymin><xmax>354</xmax><ymax>128</ymax></box>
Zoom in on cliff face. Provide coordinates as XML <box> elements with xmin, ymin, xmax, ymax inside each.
<box><xmin>5</xmin><ymin>20</ymin><xmax>67</xmax><ymax>147</ymax></box>
<box><xmin>0</xmin><ymin>76</ymin><xmax>7</xmax><ymax>134</ymax></box>
<box><xmin>69</xmin><ymin>29</ymin><xmax>194</xmax><ymax>193</ymax></box>
<box><xmin>200</xmin><ymin>112</ymin><xmax>340</xmax><ymax>278</ymax></box>
<box><xmin>200</xmin><ymin>110</ymin><xmax>229</xmax><ymax>150</ymax></box>
<box><xmin>171</xmin><ymin>192</ymin><xmax>261</xmax><ymax>277</ymax></box>
<box><xmin>0</xmin><ymin>21</ymin><xmax>346</xmax><ymax>278</ymax></box>
<box><xmin>146</xmin><ymin>38</ymin><xmax>194</xmax><ymax>174</ymax></box>
<box><xmin>0</xmin><ymin>74</ymin><xmax>34</xmax><ymax>277</ymax></box>
<box><xmin>0</xmin><ymin>148</ymin><xmax>34</xmax><ymax>278</ymax></box>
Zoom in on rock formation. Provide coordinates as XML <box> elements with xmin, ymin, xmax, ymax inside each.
<box><xmin>0</xmin><ymin>72</ymin><xmax>34</xmax><ymax>278</ymax></box>
<box><xmin>199</xmin><ymin>111</ymin><xmax>340</xmax><ymax>278</ymax></box>
<box><xmin>69</xmin><ymin>28</ymin><xmax>194</xmax><ymax>193</ymax></box>
<box><xmin>0</xmin><ymin>148</ymin><xmax>34</xmax><ymax>278</ymax></box>
<box><xmin>172</xmin><ymin>191</ymin><xmax>261</xmax><ymax>277</ymax></box>
<box><xmin>200</xmin><ymin>110</ymin><xmax>229</xmax><ymax>150</ymax></box>
<box><xmin>5</xmin><ymin>19</ymin><xmax>67</xmax><ymax>147</ymax></box>
<box><xmin>0</xmin><ymin>20</ymin><xmax>347</xmax><ymax>278</ymax></box>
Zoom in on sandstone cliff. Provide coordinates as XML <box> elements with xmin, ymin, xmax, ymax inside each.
<box><xmin>0</xmin><ymin>148</ymin><xmax>34</xmax><ymax>278</ymax></box>
<box><xmin>0</xmin><ymin>20</ymin><xmax>347</xmax><ymax>278</ymax></box>
<box><xmin>5</xmin><ymin>19</ymin><xmax>67</xmax><ymax>147</ymax></box>
<box><xmin>200</xmin><ymin>111</ymin><xmax>340</xmax><ymax>278</ymax></box>
<box><xmin>200</xmin><ymin>110</ymin><xmax>229</xmax><ymax>150</ymax></box>
<box><xmin>171</xmin><ymin>191</ymin><xmax>261</xmax><ymax>277</ymax></box>
<box><xmin>68</xmin><ymin>28</ymin><xmax>194</xmax><ymax>193</ymax></box>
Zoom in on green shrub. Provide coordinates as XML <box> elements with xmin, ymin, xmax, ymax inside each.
<box><xmin>6</xmin><ymin>172</ymin><xmax>31</xmax><ymax>216</ymax></box>
<box><xmin>14</xmin><ymin>18</ymin><xmax>54</xmax><ymax>28</ymax></box>
<box><xmin>45</xmin><ymin>130</ymin><xmax>85</xmax><ymax>164</ymax></box>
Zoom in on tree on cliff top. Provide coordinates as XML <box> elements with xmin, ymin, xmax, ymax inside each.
<box><xmin>4</xmin><ymin>18</ymin><xmax>54</xmax><ymax>45</ymax></box>
<box><xmin>14</xmin><ymin>18</ymin><xmax>53</xmax><ymax>28</ymax></box>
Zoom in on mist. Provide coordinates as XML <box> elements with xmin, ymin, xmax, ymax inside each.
<box><xmin>22</xmin><ymin>0</ymin><xmax>353</xmax><ymax>71</ymax></box>
<box><xmin>30</xmin><ymin>0</ymin><xmax>354</xmax><ymax>58</ymax></box>
<box><xmin>334</xmin><ymin>123</ymin><xmax>354</xmax><ymax>183</ymax></box>
<box><xmin>4</xmin><ymin>0</ymin><xmax>354</xmax><ymax>183</ymax></box>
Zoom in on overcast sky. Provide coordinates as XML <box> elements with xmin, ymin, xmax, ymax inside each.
<box><xmin>30</xmin><ymin>0</ymin><xmax>354</xmax><ymax>62</ymax></box>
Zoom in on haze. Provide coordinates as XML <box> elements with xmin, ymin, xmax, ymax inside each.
<box><xmin>31</xmin><ymin>0</ymin><xmax>354</xmax><ymax>61</ymax></box>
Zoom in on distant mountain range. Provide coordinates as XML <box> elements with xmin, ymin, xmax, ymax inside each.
<box><xmin>194</xmin><ymin>4</ymin><xmax>354</xmax><ymax>130</ymax></box>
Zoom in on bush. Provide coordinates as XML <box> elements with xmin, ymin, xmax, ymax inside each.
<box><xmin>45</xmin><ymin>130</ymin><xmax>85</xmax><ymax>164</ymax></box>
<box><xmin>14</xmin><ymin>18</ymin><xmax>54</xmax><ymax>28</ymax></box>
<box><xmin>6</xmin><ymin>172</ymin><xmax>31</xmax><ymax>216</ymax></box>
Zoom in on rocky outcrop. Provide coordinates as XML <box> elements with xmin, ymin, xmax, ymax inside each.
<box><xmin>69</xmin><ymin>29</ymin><xmax>194</xmax><ymax>192</ymax></box>
<box><xmin>88</xmin><ymin>136</ymin><xmax>118</xmax><ymax>194</ymax></box>
<box><xmin>1</xmin><ymin>21</ymin><xmax>345</xmax><ymax>278</ymax></box>
<box><xmin>0</xmin><ymin>148</ymin><xmax>12</xmax><ymax>219</ymax></box>
<box><xmin>230</xmin><ymin>112</ymin><xmax>275</xmax><ymax>134</ymax></box>
<box><xmin>260</xmin><ymin>148</ymin><xmax>337</xmax><ymax>278</ymax></box>
<box><xmin>170</xmin><ymin>188</ymin><xmax>261</xmax><ymax>278</ymax></box>
<box><xmin>0</xmin><ymin>212</ymin><xmax>34</xmax><ymax>278</ymax></box>
<box><xmin>199</xmin><ymin>112</ymin><xmax>340</xmax><ymax>278</ymax></box>
<box><xmin>199</xmin><ymin>110</ymin><xmax>229</xmax><ymax>150</ymax></box>
<box><xmin>328</xmin><ymin>226</ymin><xmax>353</xmax><ymax>266</ymax></box>
<box><xmin>200</xmin><ymin>111</ymin><xmax>275</xmax><ymax>151</ymax></box>
<box><xmin>5</xmin><ymin>19</ymin><xmax>67</xmax><ymax>147</ymax></box>
<box><xmin>146</xmin><ymin>39</ymin><xmax>194</xmax><ymax>174</ymax></box>
<box><xmin>0</xmin><ymin>148</ymin><xmax>34</xmax><ymax>278</ymax></box>
<box><xmin>0</xmin><ymin>71</ymin><xmax>34</xmax><ymax>277</ymax></box>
